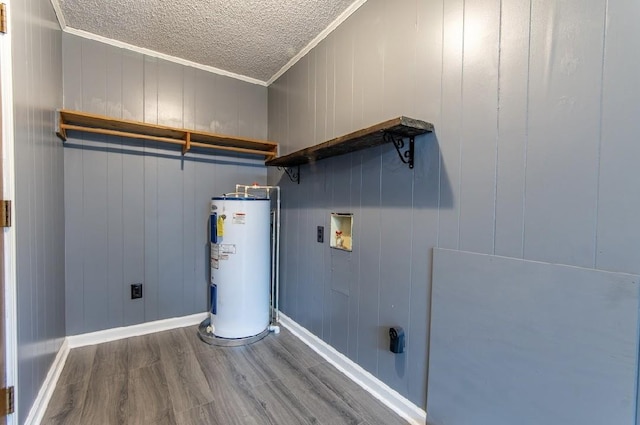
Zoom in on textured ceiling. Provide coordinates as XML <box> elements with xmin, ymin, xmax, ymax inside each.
<box><xmin>56</xmin><ymin>0</ymin><xmax>360</xmax><ymax>84</ymax></box>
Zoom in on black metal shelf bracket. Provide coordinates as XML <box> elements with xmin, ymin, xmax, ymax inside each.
<box><xmin>278</xmin><ymin>165</ymin><xmax>300</xmax><ymax>184</ymax></box>
<box><xmin>384</xmin><ymin>132</ymin><xmax>415</xmax><ymax>169</ymax></box>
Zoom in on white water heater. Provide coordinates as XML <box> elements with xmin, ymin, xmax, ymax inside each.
<box><xmin>209</xmin><ymin>195</ymin><xmax>270</xmax><ymax>339</ymax></box>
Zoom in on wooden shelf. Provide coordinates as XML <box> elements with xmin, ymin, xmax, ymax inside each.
<box><xmin>265</xmin><ymin>116</ymin><xmax>433</xmax><ymax>168</ymax></box>
<box><xmin>57</xmin><ymin>109</ymin><xmax>279</xmax><ymax>159</ymax></box>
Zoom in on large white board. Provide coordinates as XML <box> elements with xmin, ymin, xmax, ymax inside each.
<box><xmin>428</xmin><ymin>248</ymin><xmax>639</xmax><ymax>425</ymax></box>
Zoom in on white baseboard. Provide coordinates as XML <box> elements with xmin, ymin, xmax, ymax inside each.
<box><xmin>278</xmin><ymin>313</ymin><xmax>427</xmax><ymax>425</ymax></box>
<box><xmin>23</xmin><ymin>338</ymin><xmax>70</xmax><ymax>425</ymax></box>
<box><xmin>67</xmin><ymin>312</ymin><xmax>208</xmax><ymax>348</ymax></box>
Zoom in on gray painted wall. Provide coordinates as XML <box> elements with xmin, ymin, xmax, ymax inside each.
<box><xmin>267</xmin><ymin>0</ymin><xmax>640</xmax><ymax>409</ymax></box>
<box><xmin>11</xmin><ymin>0</ymin><xmax>65</xmax><ymax>422</ymax></box>
<box><xmin>62</xmin><ymin>33</ymin><xmax>268</xmax><ymax>335</ymax></box>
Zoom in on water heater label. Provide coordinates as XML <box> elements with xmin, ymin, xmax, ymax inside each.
<box><xmin>220</xmin><ymin>244</ymin><xmax>236</xmax><ymax>254</ymax></box>
<box><xmin>232</xmin><ymin>212</ymin><xmax>246</xmax><ymax>224</ymax></box>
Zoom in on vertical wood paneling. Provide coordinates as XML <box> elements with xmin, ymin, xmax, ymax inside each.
<box><xmin>321</xmin><ymin>166</ymin><xmax>333</xmax><ymax>344</ymax></box>
<box><xmin>595</xmin><ymin>0</ymin><xmax>640</xmax><ymax>275</ymax></box>
<box><xmin>329</xmin><ymin>155</ymin><xmax>352</xmax><ymax>355</ymax></box>
<box><xmin>309</xmin><ymin>163</ymin><xmax>327</xmax><ymax>338</ymax></box>
<box><xmin>182</xmin><ymin>69</ymin><xmax>197</xmax><ymax>315</ymax></box>
<box><xmin>437</xmin><ymin>0</ymin><xmax>464</xmax><ymax>250</ymax></box>
<box><xmin>63</xmin><ymin>34</ymin><xmax>267</xmax><ymax>334</ymax></box>
<box><xmin>494</xmin><ymin>0</ymin><xmax>531</xmax><ymax>258</ymax></box>
<box><xmin>324</xmin><ymin>36</ymin><xmax>336</xmax><ymax>140</ymax></box>
<box><xmin>121</xmin><ymin>51</ymin><xmax>145</xmax><ymax>326</ymax></box>
<box><xmin>81</xmin><ymin>137</ymin><xmax>109</xmax><ymax>332</ymax></box>
<box><xmin>157</xmin><ymin>61</ymin><xmax>184</xmax><ymax>128</ymax></box>
<box><xmin>347</xmin><ymin>154</ymin><xmax>362</xmax><ymax>362</ymax></box>
<box><xmin>157</xmin><ymin>154</ymin><xmax>184</xmax><ymax>318</ymax></box>
<box><xmin>157</xmin><ymin>62</ymin><xmax>184</xmax><ymax>319</ymax></box>
<box><xmin>407</xmin><ymin>134</ymin><xmax>441</xmax><ymax>406</ymax></box>
<box><xmin>382</xmin><ymin>0</ymin><xmax>417</xmax><ymax>119</ymax></box>
<box><xmin>287</xmin><ymin>182</ymin><xmax>302</xmax><ymax>323</ymax></box>
<box><xmin>315</xmin><ymin>46</ymin><xmax>328</xmax><ymax>146</ymax></box>
<box><xmin>214</xmin><ymin>75</ymin><xmax>239</xmax><ymax>136</ymax></box>
<box><xmin>377</xmin><ymin>146</ymin><xmax>412</xmax><ymax>396</ymax></box>
<box><xmin>355</xmin><ymin>148</ymin><xmax>382</xmax><ymax>376</ymax></box>
<box><xmin>81</xmin><ymin>39</ymin><xmax>109</xmax><ymax>333</ymax></box>
<box><xmin>13</xmin><ymin>0</ymin><xmax>65</xmax><ymax>419</ymax></box>
<box><xmin>333</xmin><ymin>24</ymin><xmax>353</xmax><ymax>137</ymax></box>
<box><xmin>357</xmin><ymin>2</ymin><xmax>384</xmax><ymax>128</ymax></box>
<box><xmin>63</xmin><ymin>34</ymin><xmax>85</xmax><ymax>336</ymax></box>
<box><xmin>296</xmin><ymin>187</ymin><xmax>311</xmax><ymax>331</ymax></box>
<box><xmin>407</xmin><ymin>0</ymin><xmax>444</xmax><ymax>406</ymax></box>
<box><xmin>458</xmin><ymin>0</ymin><xmax>500</xmax><ymax>254</ymax></box>
<box><xmin>143</xmin><ymin>57</ymin><xmax>160</xmax><ymax>322</ymax></box>
<box><xmin>524</xmin><ymin>0</ymin><xmax>605</xmax><ymax>267</ymax></box>
<box><xmin>62</xmin><ymin>34</ymin><xmax>82</xmax><ymax>110</ymax></box>
<box><xmin>106</xmin><ymin>48</ymin><xmax>124</xmax><ymax>330</ymax></box>
<box><xmin>192</xmin><ymin>164</ymin><xmax>212</xmax><ymax>313</ymax></box>
<box><xmin>268</xmin><ymin>0</ymin><xmax>640</xmax><ymax>410</ymax></box>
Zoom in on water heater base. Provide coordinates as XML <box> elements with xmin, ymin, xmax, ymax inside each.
<box><xmin>197</xmin><ymin>317</ymin><xmax>270</xmax><ymax>347</ymax></box>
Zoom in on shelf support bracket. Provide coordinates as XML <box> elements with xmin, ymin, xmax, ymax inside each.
<box><xmin>278</xmin><ymin>166</ymin><xmax>300</xmax><ymax>184</ymax></box>
<box><xmin>384</xmin><ymin>132</ymin><xmax>415</xmax><ymax>169</ymax></box>
<box><xmin>182</xmin><ymin>132</ymin><xmax>191</xmax><ymax>155</ymax></box>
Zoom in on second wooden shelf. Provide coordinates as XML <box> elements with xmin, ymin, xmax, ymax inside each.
<box><xmin>265</xmin><ymin>116</ymin><xmax>433</xmax><ymax>167</ymax></box>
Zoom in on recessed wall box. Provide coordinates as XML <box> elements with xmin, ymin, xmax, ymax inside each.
<box><xmin>330</xmin><ymin>213</ymin><xmax>353</xmax><ymax>251</ymax></box>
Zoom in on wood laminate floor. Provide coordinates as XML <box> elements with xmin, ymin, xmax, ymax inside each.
<box><xmin>42</xmin><ymin>326</ymin><xmax>410</xmax><ymax>425</ymax></box>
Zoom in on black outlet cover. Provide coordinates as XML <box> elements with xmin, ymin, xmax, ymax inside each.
<box><xmin>131</xmin><ymin>283</ymin><xmax>143</xmax><ymax>299</ymax></box>
<box><xmin>317</xmin><ymin>226</ymin><xmax>324</xmax><ymax>243</ymax></box>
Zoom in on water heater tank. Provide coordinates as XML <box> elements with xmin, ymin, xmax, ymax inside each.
<box><xmin>210</xmin><ymin>195</ymin><xmax>270</xmax><ymax>339</ymax></box>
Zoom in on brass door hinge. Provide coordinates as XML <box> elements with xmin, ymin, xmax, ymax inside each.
<box><xmin>0</xmin><ymin>200</ymin><xmax>10</xmax><ymax>227</ymax></box>
<box><xmin>0</xmin><ymin>4</ymin><xmax>6</xmax><ymax>34</ymax></box>
<box><xmin>0</xmin><ymin>387</ymin><xmax>14</xmax><ymax>416</ymax></box>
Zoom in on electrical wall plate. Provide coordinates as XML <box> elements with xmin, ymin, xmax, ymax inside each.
<box><xmin>131</xmin><ymin>283</ymin><xmax>143</xmax><ymax>299</ymax></box>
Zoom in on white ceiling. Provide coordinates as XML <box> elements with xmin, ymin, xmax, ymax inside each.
<box><xmin>53</xmin><ymin>0</ymin><xmax>365</xmax><ymax>85</ymax></box>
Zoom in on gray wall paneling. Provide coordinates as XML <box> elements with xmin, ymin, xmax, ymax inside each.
<box><xmin>12</xmin><ymin>0</ymin><xmax>65</xmax><ymax>421</ymax></box>
<box><xmin>428</xmin><ymin>248</ymin><xmax>639</xmax><ymax>425</ymax></box>
<box><xmin>523</xmin><ymin>0</ymin><xmax>604</xmax><ymax>268</ymax></box>
<box><xmin>62</xmin><ymin>33</ymin><xmax>268</xmax><ymax>335</ymax></box>
<box><xmin>267</xmin><ymin>0</ymin><xmax>640</xmax><ymax>411</ymax></box>
<box><xmin>494</xmin><ymin>0</ymin><xmax>530</xmax><ymax>259</ymax></box>
<box><xmin>596</xmin><ymin>0</ymin><xmax>640</xmax><ymax>275</ymax></box>
<box><xmin>458</xmin><ymin>0</ymin><xmax>499</xmax><ymax>255</ymax></box>
<box><xmin>437</xmin><ymin>0</ymin><xmax>463</xmax><ymax>251</ymax></box>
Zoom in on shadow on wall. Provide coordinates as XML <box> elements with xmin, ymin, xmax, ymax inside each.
<box><xmin>63</xmin><ymin>132</ymin><xmax>267</xmax><ymax>169</ymax></box>
<box><xmin>273</xmin><ymin>132</ymin><xmax>453</xmax><ymax>209</ymax></box>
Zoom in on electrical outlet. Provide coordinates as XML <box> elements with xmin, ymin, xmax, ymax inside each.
<box><xmin>131</xmin><ymin>283</ymin><xmax>143</xmax><ymax>299</ymax></box>
<box><xmin>317</xmin><ymin>226</ymin><xmax>324</xmax><ymax>243</ymax></box>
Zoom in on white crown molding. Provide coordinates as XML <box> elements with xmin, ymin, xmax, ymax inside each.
<box><xmin>22</xmin><ymin>339</ymin><xmax>69</xmax><ymax>425</ymax></box>
<box><xmin>67</xmin><ymin>312</ymin><xmax>208</xmax><ymax>348</ymax></box>
<box><xmin>49</xmin><ymin>0</ymin><xmax>66</xmax><ymax>30</ymax></box>
<box><xmin>266</xmin><ymin>0</ymin><xmax>369</xmax><ymax>86</ymax></box>
<box><xmin>62</xmin><ymin>27</ymin><xmax>268</xmax><ymax>87</ymax></box>
<box><xmin>278</xmin><ymin>312</ymin><xmax>427</xmax><ymax>425</ymax></box>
